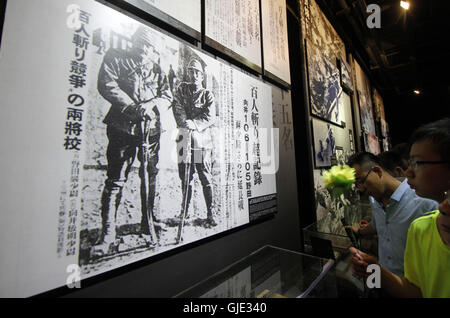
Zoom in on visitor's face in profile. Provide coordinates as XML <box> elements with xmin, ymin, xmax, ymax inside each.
<box><xmin>353</xmin><ymin>164</ymin><xmax>382</xmax><ymax>200</ymax></box>
<box><xmin>406</xmin><ymin>140</ymin><xmax>450</xmax><ymax>202</ymax></box>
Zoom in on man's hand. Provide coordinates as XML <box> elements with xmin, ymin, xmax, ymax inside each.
<box><xmin>345</xmin><ymin>225</ymin><xmax>360</xmax><ymax>236</ymax></box>
<box><xmin>185</xmin><ymin>120</ymin><xmax>196</xmax><ymax>130</ymax></box>
<box><xmin>359</xmin><ymin>219</ymin><xmax>369</xmax><ymax>229</ymax></box>
<box><xmin>349</xmin><ymin>247</ymin><xmax>378</xmax><ymax>278</ymax></box>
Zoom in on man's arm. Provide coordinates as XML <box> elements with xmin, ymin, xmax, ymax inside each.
<box><xmin>346</xmin><ymin>222</ymin><xmax>377</xmax><ymax>237</ymax></box>
<box><xmin>191</xmin><ymin>90</ymin><xmax>216</xmax><ymax>131</ymax></box>
<box><xmin>152</xmin><ymin>69</ymin><xmax>172</xmax><ymax>112</ymax></box>
<box><xmin>358</xmin><ymin>222</ymin><xmax>377</xmax><ymax>237</ymax></box>
<box><xmin>171</xmin><ymin>83</ymin><xmax>188</xmax><ymax>128</ymax></box>
<box><xmin>97</xmin><ymin>52</ymin><xmax>136</xmax><ymax>115</ymax></box>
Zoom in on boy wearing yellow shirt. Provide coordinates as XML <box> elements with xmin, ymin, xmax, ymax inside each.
<box><xmin>350</xmin><ymin>118</ymin><xmax>450</xmax><ymax>297</ymax></box>
<box><xmin>404</xmin><ymin>205</ymin><xmax>450</xmax><ymax>297</ymax></box>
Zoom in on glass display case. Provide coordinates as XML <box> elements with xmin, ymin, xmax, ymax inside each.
<box><xmin>304</xmin><ymin>200</ymin><xmax>373</xmax><ymax>254</ymax></box>
<box><xmin>174</xmin><ymin>245</ymin><xmax>337</xmax><ymax>298</ymax></box>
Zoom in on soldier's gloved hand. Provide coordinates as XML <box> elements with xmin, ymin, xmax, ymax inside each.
<box><xmin>140</xmin><ymin>101</ymin><xmax>157</xmax><ymax>120</ymax></box>
<box><xmin>185</xmin><ymin>120</ymin><xmax>197</xmax><ymax>130</ymax></box>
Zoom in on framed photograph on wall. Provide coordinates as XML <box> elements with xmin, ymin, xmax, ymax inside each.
<box><xmin>122</xmin><ymin>0</ymin><xmax>201</xmax><ymax>40</ymax></box>
<box><xmin>335</xmin><ymin>146</ymin><xmax>345</xmax><ymax>166</ymax></box>
<box><xmin>0</xmin><ymin>0</ymin><xmax>277</xmax><ymax>297</ymax></box>
<box><xmin>204</xmin><ymin>0</ymin><xmax>262</xmax><ymax>73</ymax></box>
<box><xmin>354</xmin><ymin>61</ymin><xmax>376</xmax><ymax>136</ymax></box>
<box><xmin>312</xmin><ymin>118</ymin><xmax>337</xmax><ymax>168</ymax></box>
<box><xmin>338</xmin><ymin>57</ymin><xmax>353</xmax><ymax>94</ymax></box>
<box><xmin>261</xmin><ymin>0</ymin><xmax>291</xmax><ymax>87</ymax></box>
<box><xmin>306</xmin><ymin>40</ymin><xmax>345</xmax><ymax>127</ymax></box>
<box><xmin>349</xmin><ymin>129</ymin><xmax>355</xmax><ymax>152</ymax></box>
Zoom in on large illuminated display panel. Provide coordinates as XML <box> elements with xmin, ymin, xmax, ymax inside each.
<box><xmin>261</xmin><ymin>0</ymin><xmax>291</xmax><ymax>86</ymax></box>
<box><xmin>205</xmin><ymin>0</ymin><xmax>262</xmax><ymax>72</ymax></box>
<box><xmin>0</xmin><ymin>0</ymin><xmax>276</xmax><ymax>297</ymax></box>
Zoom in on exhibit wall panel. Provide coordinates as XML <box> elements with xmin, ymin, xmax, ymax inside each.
<box><xmin>261</xmin><ymin>0</ymin><xmax>291</xmax><ymax>86</ymax></box>
<box><xmin>64</xmin><ymin>78</ymin><xmax>301</xmax><ymax>298</ymax></box>
<box><xmin>121</xmin><ymin>0</ymin><xmax>201</xmax><ymax>40</ymax></box>
<box><xmin>205</xmin><ymin>0</ymin><xmax>262</xmax><ymax>72</ymax></box>
<box><xmin>299</xmin><ymin>0</ymin><xmax>357</xmax><ymax>229</ymax></box>
<box><xmin>373</xmin><ymin>88</ymin><xmax>390</xmax><ymax>151</ymax></box>
<box><xmin>0</xmin><ymin>0</ymin><xmax>288</xmax><ymax>297</ymax></box>
<box><xmin>300</xmin><ymin>0</ymin><xmax>345</xmax><ymax>63</ymax></box>
<box><xmin>354</xmin><ymin>59</ymin><xmax>376</xmax><ymax>136</ymax></box>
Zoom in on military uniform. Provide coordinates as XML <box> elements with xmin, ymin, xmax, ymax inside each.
<box><xmin>172</xmin><ymin>61</ymin><xmax>216</xmax><ymax>226</ymax></box>
<box><xmin>96</xmin><ymin>31</ymin><xmax>172</xmax><ymax>250</ymax></box>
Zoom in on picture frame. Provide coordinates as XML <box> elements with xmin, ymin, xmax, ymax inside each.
<box><xmin>204</xmin><ymin>0</ymin><xmax>262</xmax><ymax>73</ymax></box>
<box><xmin>311</xmin><ymin>118</ymin><xmax>337</xmax><ymax>168</ymax></box>
<box><xmin>121</xmin><ymin>0</ymin><xmax>201</xmax><ymax>41</ymax></box>
<box><xmin>338</xmin><ymin>57</ymin><xmax>353</xmax><ymax>94</ymax></box>
<box><xmin>306</xmin><ymin>39</ymin><xmax>345</xmax><ymax>127</ymax></box>
<box><xmin>349</xmin><ymin>129</ymin><xmax>355</xmax><ymax>152</ymax></box>
<box><xmin>0</xmin><ymin>0</ymin><xmax>277</xmax><ymax>296</ymax></box>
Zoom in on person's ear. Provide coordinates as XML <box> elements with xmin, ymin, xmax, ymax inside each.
<box><xmin>372</xmin><ymin>165</ymin><xmax>383</xmax><ymax>178</ymax></box>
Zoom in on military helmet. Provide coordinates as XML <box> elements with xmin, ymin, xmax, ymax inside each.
<box><xmin>187</xmin><ymin>59</ymin><xmax>204</xmax><ymax>73</ymax></box>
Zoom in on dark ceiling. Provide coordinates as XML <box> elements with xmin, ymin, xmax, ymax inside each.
<box><xmin>317</xmin><ymin>0</ymin><xmax>450</xmax><ymax>145</ymax></box>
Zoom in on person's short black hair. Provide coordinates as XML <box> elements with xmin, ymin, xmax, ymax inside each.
<box><xmin>378</xmin><ymin>151</ymin><xmax>405</xmax><ymax>173</ymax></box>
<box><xmin>347</xmin><ymin>152</ymin><xmax>381</xmax><ymax>171</ymax></box>
<box><xmin>409</xmin><ymin>118</ymin><xmax>450</xmax><ymax>162</ymax></box>
<box><xmin>391</xmin><ymin>143</ymin><xmax>409</xmax><ymax>163</ymax></box>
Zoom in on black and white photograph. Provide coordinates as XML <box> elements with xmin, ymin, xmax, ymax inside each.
<box><xmin>339</xmin><ymin>57</ymin><xmax>353</xmax><ymax>94</ymax></box>
<box><xmin>335</xmin><ymin>146</ymin><xmax>345</xmax><ymax>166</ymax></box>
<box><xmin>349</xmin><ymin>129</ymin><xmax>355</xmax><ymax>152</ymax></box>
<box><xmin>0</xmin><ymin>0</ymin><xmax>276</xmax><ymax>297</ymax></box>
<box><xmin>306</xmin><ymin>40</ymin><xmax>344</xmax><ymax>126</ymax></box>
<box><xmin>205</xmin><ymin>0</ymin><xmax>262</xmax><ymax>70</ymax></box>
<box><xmin>301</xmin><ymin>0</ymin><xmax>346</xmax><ymax>63</ymax></box>
<box><xmin>373</xmin><ymin>88</ymin><xmax>389</xmax><ymax>140</ymax></box>
<box><xmin>354</xmin><ymin>60</ymin><xmax>376</xmax><ymax>135</ymax></box>
<box><xmin>261</xmin><ymin>0</ymin><xmax>291</xmax><ymax>85</ymax></box>
<box><xmin>312</xmin><ymin>118</ymin><xmax>336</xmax><ymax>168</ymax></box>
<box><xmin>122</xmin><ymin>0</ymin><xmax>201</xmax><ymax>40</ymax></box>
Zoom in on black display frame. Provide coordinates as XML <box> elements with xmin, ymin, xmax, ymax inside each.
<box><xmin>120</xmin><ymin>0</ymin><xmax>201</xmax><ymax>42</ymax></box>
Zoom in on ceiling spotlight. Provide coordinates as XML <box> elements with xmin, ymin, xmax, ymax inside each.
<box><xmin>413</xmin><ymin>89</ymin><xmax>421</xmax><ymax>95</ymax></box>
<box><xmin>400</xmin><ymin>1</ymin><xmax>410</xmax><ymax>10</ymax></box>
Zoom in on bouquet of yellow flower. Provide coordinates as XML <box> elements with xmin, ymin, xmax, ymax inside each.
<box><xmin>322</xmin><ymin>164</ymin><xmax>355</xmax><ymax>199</ymax></box>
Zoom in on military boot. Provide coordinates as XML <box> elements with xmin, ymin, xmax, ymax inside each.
<box><xmin>91</xmin><ymin>186</ymin><xmax>121</xmax><ymax>257</ymax></box>
<box><xmin>203</xmin><ymin>184</ymin><xmax>217</xmax><ymax>227</ymax></box>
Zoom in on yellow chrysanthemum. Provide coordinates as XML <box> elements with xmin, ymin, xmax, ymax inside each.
<box><xmin>322</xmin><ymin>164</ymin><xmax>355</xmax><ymax>198</ymax></box>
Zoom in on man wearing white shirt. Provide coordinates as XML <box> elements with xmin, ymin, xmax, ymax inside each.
<box><xmin>347</xmin><ymin>152</ymin><xmax>438</xmax><ymax>276</ymax></box>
